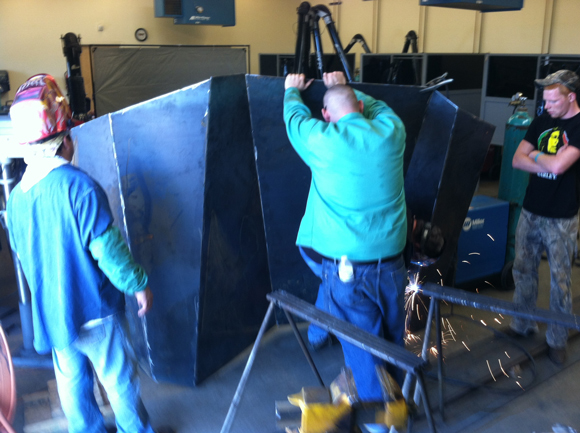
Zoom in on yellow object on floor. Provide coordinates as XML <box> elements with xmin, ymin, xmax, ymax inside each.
<box><xmin>375</xmin><ymin>365</ymin><xmax>408</xmax><ymax>431</ymax></box>
<box><xmin>375</xmin><ymin>399</ymin><xmax>408</xmax><ymax>431</ymax></box>
<box><xmin>288</xmin><ymin>387</ymin><xmax>352</xmax><ymax>433</ymax></box>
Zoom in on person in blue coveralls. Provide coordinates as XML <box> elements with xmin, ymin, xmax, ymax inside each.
<box><xmin>283</xmin><ymin>71</ymin><xmax>408</xmax><ymax>401</ymax></box>
<box><xmin>7</xmin><ymin>74</ymin><xmax>173</xmax><ymax>433</ymax></box>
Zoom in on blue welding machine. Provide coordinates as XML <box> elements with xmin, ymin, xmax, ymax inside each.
<box><xmin>454</xmin><ymin>195</ymin><xmax>509</xmax><ymax>286</ymax></box>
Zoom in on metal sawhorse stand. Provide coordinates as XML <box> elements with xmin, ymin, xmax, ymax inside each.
<box><xmin>412</xmin><ymin>281</ymin><xmax>580</xmax><ymax>420</ymax></box>
<box><xmin>221</xmin><ymin>290</ymin><xmax>437</xmax><ymax>433</ymax></box>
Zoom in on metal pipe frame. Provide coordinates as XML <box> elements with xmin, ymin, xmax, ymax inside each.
<box><xmin>343</xmin><ymin>34</ymin><xmax>371</xmax><ymax>55</ymax></box>
<box><xmin>420</xmin><ymin>282</ymin><xmax>580</xmax><ymax>331</ymax></box>
<box><xmin>221</xmin><ymin>291</ymin><xmax>438</xmax><ymax>433</ymax></box>
<box><xmin>283</xmin><ymin>309</ymin><xmax>325</xmax><ymax>386</ymax></box>
<box><xmin>411</xmin><ymin>281</ymin><xmax>580</xmax><ymax>417</ymax></box>
<box><xmin>309</xmin><ymin>13</ymin><xmax>325</xmax><ymax>79</ymax></box>
<box><xmin>292</xmin><ymin>2</ymin><xmax>354</xmax><ymax>81</ymax></box>
<box><xmin>313</xmin><ymin>5</ymin><xmax>354</xmax><ymax>82</ymax></box>
<box><xmin>220</xmin><ymin>302</ymin><xmax>276</xmax><ymax>433</ymax></box>
<box><xmin>294</xmin><ymin>2</ymin><xmax>311</xmax><ymax>75</ymax></box>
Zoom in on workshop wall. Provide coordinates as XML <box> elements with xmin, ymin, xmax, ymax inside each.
<box><xmin>1</xmin><ymin>0</ymin><xmax>579</xmax><ymax>104</ymax></box>
<box><xmin>550</xmin><ymin>0</ymin><xmax>580</xmax><ymax>53</ymax></box>
<box><xmin>479</xmin><ymin>1</ymin><xmax>548</xmax><ymax>54</ymax></box>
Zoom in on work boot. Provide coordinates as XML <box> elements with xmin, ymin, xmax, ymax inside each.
<box><xmin>548</xmin><ymin>346</ymin><xmax>567</xmax><ymax>366</ymax></box>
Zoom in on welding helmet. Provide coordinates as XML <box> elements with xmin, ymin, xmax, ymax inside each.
<box><xmin>9</xmin><ymin>74</ymin><xmax>72</xmax><ymax>146</ymax></box>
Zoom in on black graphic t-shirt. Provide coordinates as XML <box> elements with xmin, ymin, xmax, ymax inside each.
<box><xmin>522</xmin><ymin>112</ymin><xmax>580</xmax><ymax>218</ymax></box>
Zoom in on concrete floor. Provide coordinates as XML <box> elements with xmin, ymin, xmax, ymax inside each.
<box><xmin>2</xmin><ymin>178</ymin><xmax>580</xmax><ymax>433</ymax></box>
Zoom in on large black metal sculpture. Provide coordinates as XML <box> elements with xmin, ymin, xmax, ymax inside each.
<box><xmin>72</xmin><ymin>74</ymin><xmax>493</xmax><ymax>386</ymax></box>
<box><xmin>73</xmin><ymin>75</ymin><xmax>271</xmax><ymax>385</ymax></box>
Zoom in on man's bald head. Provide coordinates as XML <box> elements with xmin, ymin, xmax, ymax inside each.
<box><xmin>322</xmin><ymin>85</ymin><xmax>363</xmax><ymax>123</ymax></box>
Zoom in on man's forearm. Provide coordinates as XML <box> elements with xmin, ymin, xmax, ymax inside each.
<box><xmin>513</xmin><ymin>149</ymin><xmax>543</xmax><ymax>173</ymax></box>
<box><xmin>516</xmin><ymin>147</ymin><xmax>580</xmax><ymax>175</ymax></box>
<box><xmin>89</xmin><ymin>225</ymin><xmax>148</xmax><ymax>294</ymax></box>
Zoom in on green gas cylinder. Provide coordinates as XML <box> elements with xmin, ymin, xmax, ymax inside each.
<box><xmin>498</xmin><ymin>93</ymin><xmax>532</xmax><ymax>267</ymax></box>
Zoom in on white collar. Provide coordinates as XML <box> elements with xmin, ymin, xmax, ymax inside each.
<box><xmin>20</xmin><ymin>156</ymin><xmax>70</xmax><ymax>193</ymax></box>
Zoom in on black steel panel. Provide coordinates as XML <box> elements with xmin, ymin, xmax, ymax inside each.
<box><xmin>246</xmin><ymin>75</ymin><xmax>315</xmax><ymax>306</ymax></box>
<box><xmin>72</xmin><ymin>117</ymin><xmax>125</xmax><ymax>236</ymax></box>
<box><xmin>404</xmin><ymin>91</ymin><xmax>456</xmax><ymax>221</ymax></box>
<box><xmin>73</xmin><ymin>114</ymin><xmax>154</xmax><ymax>368</ymax></box>
<box><xmin>349</xmin><ymin>82</ymin><xmax>431</xmax><ymax>174</ymax></box>
<box><xmin>75</xmin><ymin>75</ymin><xmax>271</xmax><ymax>386</ymax></box>
<box><xmin>108</xmin><ymin>83</ymin><xmax>209</xmax><ymax>384</ymax></box>
<box><xmin>196</xmin><ymin>75</ymin><xmax>271</xmax><ymax>381</ymax></box>
<box><xmin>426</xmin><ymin>109</ymin><xmax>496</xmax><ymax>284</ymax></box>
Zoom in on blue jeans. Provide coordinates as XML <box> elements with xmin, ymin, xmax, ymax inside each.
<box><xmin>511</xmin><ymin>209</ymin><xmax>578</xmax><ymax>348</ymax></box>
<box><xmin>52</xmin><ymin>314</ymin><xmax>154</xmax><ymax>433</ymax></box>
<box><xmin>299</xmin><ymin>247</ymin><xmax>330</xmax><ymax>345</ymax></box>
<box><xmin>322</xmin><ymin>255</ymin><xmax>407</xmax><ymax>401</ymax></box>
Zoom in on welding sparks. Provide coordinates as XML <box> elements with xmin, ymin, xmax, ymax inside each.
<box><xmin>462</xmin><ymin>341</ymin><xmax>470</xmax><ymax>351</ymax></box>
<box><xmin>515</xmin><ymin>381</ymin><xmax>524</xmax><ymax>390</ymax></box>
<box><xmin>505</xmin><ymin>351</ymin><xmax>510</xmax><ymax>358</ymax></box>
<box><xmin>462</xmin><ymin>260</ymin><xmax>471</xmax><ymax>264</ymax></box>
<box><xmin>486</xmin><ymin>360</ymin><xmax>496</xmax><ymax>381</ymax></box>
<box><xmin>440</xmin><ymin>318</ymin><xmax>455</xmax><ymax>344</ymax></box>
<box><xmin>499</xmin><ymin>359</ymin><xmax>509</xmax><ymax>378</ymax></box>
<box><xmin>480</xmin><ymin>320</ymin><xmax>487</xmax><ymax>326</ymax></box>
<box><xmin>494</xmin><ymin>318</ymin><xmax>502</xmax><ymax>324</ymax></box>
<box><xmin>445</xmin><ymin>318</ymin><xmax>457</xmax><ymax>341</ymax></box>
<box><xmin>430</xmin><ymin>346</ymin><xmax>439</xmax><ymax>357</ymax></box>
<box><xmin>468</xmin><ymin>252</ymin><xmax>481</xmax><ymax>255</ymax></box>
<box><xmin>499</xmin><ymin>314</ymin><xmax>504</xmax><ymax>319</ymax></box>
<box><xmin>487</xmin><ymin>234</ymin><xmax>495</xmax><ymax>241</ymax></box>
<box><xmin>404</xmin><ymin>272</ymin><xmax>429</xmax><ymax>332</ymax></box>
<box><xmin>405</xmin><ymin>272</ymin><xmax>423</xmax><ymax>309</ymax></box>
<box><xmin>404</xmin><ymin>332</ymin><xmax>422</xmax><ymax>345</ymax></box>
<box><xmin>441</xmin><ymin>319</ymin><xmax>457</xmax><ymax>341</ymax></box>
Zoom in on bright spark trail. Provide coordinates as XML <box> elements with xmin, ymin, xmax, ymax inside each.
<box><xmin>486</xmin><ymin>360</ymin><xmax>496</xmax><ymax>381</ymax></box>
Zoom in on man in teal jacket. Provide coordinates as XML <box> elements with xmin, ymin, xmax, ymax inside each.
<box><xmin>284</xmin><ymin>72</ymin><xmax>408</xmax><ymax>401</ymax></box>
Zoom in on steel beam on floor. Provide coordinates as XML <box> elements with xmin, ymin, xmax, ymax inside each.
<box><xmin>417</xmin><ymin>281</ymin><xmax>580</xmax><ymax>418</ymax></box>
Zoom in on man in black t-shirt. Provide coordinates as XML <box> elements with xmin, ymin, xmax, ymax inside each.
<box><xmin>509</xmin><ymin>70</ymin><xmax>580</xmax><ymax>365</ymax></box>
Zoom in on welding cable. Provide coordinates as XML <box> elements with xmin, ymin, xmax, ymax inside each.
<box><xmin>422</xmin><ymin>312</ymin><xmax>538</xmax><ymax>394</ymax></box>
<box><xmin>0</xmin><ymin>411</ymin><xmax>16</xmax><ymax>433</ymax></box>
<box><xmin>0</xmin><ymin>325</ymin><xmax>16</xmax><ymax>433</ymax></box>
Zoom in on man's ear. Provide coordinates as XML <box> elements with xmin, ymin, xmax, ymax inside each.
<box><xmin>358</xmin><ymin>100</ymin><xmax>364</xmax><ymax>114</ymax></box>
<box><xmin>322</xmin><ymin>108</ymin><xmax>331</xmax><ymax>122</ymax></box>
<box><xmin>59</xmin><ymin>134</ymin><xmax>75</xmax><ymax>161</ymax></box>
